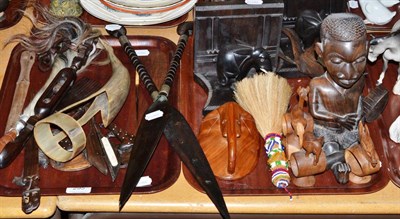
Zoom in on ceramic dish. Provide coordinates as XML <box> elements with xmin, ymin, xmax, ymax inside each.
<box><xmin>80</xmin><ymin>0</ymin><xmax>195</xmax><ymax>25</ymax></box>
<box><xmin>106</xmin><ymin>0</ymin><xmax>183</xmax><ymax>8</ymax></box>
<box><xmin>100</xmin><ymin>0</ymin><xmax>190</xmax><ymax>14</ymax></box>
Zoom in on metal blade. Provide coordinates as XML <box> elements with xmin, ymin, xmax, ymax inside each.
<box><xmin>86</xmin><ymin>119</ymin><xmax>109</xmax><ymax>176</ymax></box>
<box><xmin>163</xmin><ymin>107</ymin><xmax>230</xmax><ymax>219</ymax></box>
<box><xmin>119</xmin><ymin>98</ymin><xmax>169</xmax><ymax>210</ymax></box>
<box><xmin>92</xmin><ymin>119</ymin><xmax>120</xmax><ymax>182</ymax></box>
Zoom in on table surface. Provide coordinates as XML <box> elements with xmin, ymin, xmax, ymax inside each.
<box><xmin>0</xmin><ymin>8</ymin><xmax>399</xmax><ymax>219</ymax></box>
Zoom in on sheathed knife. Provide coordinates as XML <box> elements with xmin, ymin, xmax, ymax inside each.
<box><xmin>20</xmin><ymin>135</ymin><xmax>40</xmax><ymax>214</ymax></box>
<box><xmin>106</xmin><ymin>23</ymin><xmax>230</xmax><ymax>218</ymax></box>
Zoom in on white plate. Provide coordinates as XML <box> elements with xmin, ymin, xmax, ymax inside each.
<box><xmin>100</xmin><ymin>0</ymin><xmax>189</xmax><ymax>14</ymax></box>
<box><xmin>80</xmin><ymin>0</ymin><xmax>196</xmax><ymax>25</ymax></box>
<box><xmin>106</xmin><ymin>0</ymin><xmax>183</xmax><ymax>8</ymax></box>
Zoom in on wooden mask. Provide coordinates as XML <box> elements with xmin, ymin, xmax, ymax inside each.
<box><xmin>198</xmin><ymin>102</ymin><xmax>262</xmax><ymax>180</ymax></box>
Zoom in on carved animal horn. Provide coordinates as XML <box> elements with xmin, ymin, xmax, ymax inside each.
<box><xmin>34</xmin><ymin>39</ymin><xmax>131</xmax><ymax>162</ymax></box>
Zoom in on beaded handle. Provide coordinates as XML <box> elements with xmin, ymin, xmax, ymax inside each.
<box><xmin>159</xmin><ymin>24</ymin><xmax>191</xmax><ymax>96</ymax></box>
<box><xmin>106</xmin><ymin>22</ymin><xmax>192</xmax><ymax>99</ymax></box>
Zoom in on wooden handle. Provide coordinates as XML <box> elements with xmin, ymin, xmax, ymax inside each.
<box><xmin>5</xmin><ymin>51</ymin><xmax>35</xmax><ymax>132</ymax></box>
<box><xmin>0</xmin><ymin>130</ymin><xmax>17</xmax><ymax>151</ymax></box>
<box><xmin>119</xmin><ymin>35</ymin><xmax>158</xmax><ymax>100</ymax></box>
<box><xmin>34</xmin><ymin>67</ymin><xmax>76</xmax><ymax>118</ymax></box>
<box><xmin>160</xmin><ymin>22</ymin><xmax>193</xmax><ymax>96</ymax></box>
<box><xmin>0</xmin><ymin>127</ymin><xmax>31</xmax><ymax>168</ymax></box>
<box><xmin>106</xmin><ymin>24</ymin><xmax>158</xmax><ymax>99</ymax></box>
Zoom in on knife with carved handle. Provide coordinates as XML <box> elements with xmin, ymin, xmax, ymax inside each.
<box><xmin>0</xmin><ymin>51</ymin><xmax>36</xmax><ymax>153</ymax></box>
<box><xmin>0</xmin><ymin>66</ymin><xmax>77</xmax><ymax>168</ymax></box>
<box><xmin>5</xmin><ymin>50</ymin><xmax>36</xmax><ymax>133</ymax></box>
<box><xmin>0</xmin><ymin>38</ymin><xmax>97</xmax><ymax>169</ymax></box>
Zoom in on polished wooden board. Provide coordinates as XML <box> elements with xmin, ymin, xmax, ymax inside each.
<box><xmin>182</xmin><ymin>37</ymin><xmax>393</xmax><ymax>196</ymax></box>
<box><xmin>38</xmin><ymin>0</ymin><xmax>188</xmax><ymax>28</ymax></box>
<box><xmin>0</xmin><ymin>36</ymin><xmax>181</xmax><ymax>196</ymax></box>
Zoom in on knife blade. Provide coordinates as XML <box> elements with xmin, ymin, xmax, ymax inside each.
<box><xmin>86</xmin><ymin>118</ymin><xmax>109</xmax><ymax>176</ymax></box>
<box><xmin>106</xmin><ymin>22</ymin><xmax>230</xmax><ymax>219</ymax></box>
<box><xmin>163</xmin><ymin>106</ymin><xmax>229</xmax><ymax>219</ymax></box>
<box><xmin>118</xmin><ymin>98</ymin><xmax>169</xmax><ymax>208</ymax></box>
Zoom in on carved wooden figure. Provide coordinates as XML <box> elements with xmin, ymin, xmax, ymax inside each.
<box><xmin>368</xmin><ymin>19</ymin><xmax>400</xmax><ymax>95</ymax></box>
<box><xmin>282</xmin><ymin>27</ymin><xmax>324</xmax><ymax>77</ymax></box>
<box><xmin>282</xmin><ymin>86</ymin><xmax>314</xmax><ymax>151</ymax></box>
<box><xmin>282</xmin><ymin>86</ymin><xmax>326</xmax><ymax>187</ymax></box>
<box><xmin>290</xmin><ymin>149</ymin><xmax>327</xmax><ymax>178</ymax></box>
<box><xmin>345</xmin><ymin>121</ymin><xmax>381</xmax><ymax>184</ymax></box>
<box><xmin>198</xmin><ymin>102</ymin><xmax>261</xmax><ymax>181</ymax></box>
<box><xmin>303</xmin><ymin>131</ymin><xmax>324</xmax><ymax>165</ymax></box>
<box><xmin>217</xmin><ymin>45</ymin><xmax>272</xmax><ymax>87</ymax></box>
<box><xmin>358</xmin><ymin>121</ymin><xmax>379</xmax><ymax>168</ymax></box>
<box><xmin>289</xmin><ymin>134</ymin><xmax>327</xmax><ymax>188</ymax></box>
<box><xmin>309</xmin><ymin>13</ymin><xmax>368</xmax><ymax>184</ymax></box>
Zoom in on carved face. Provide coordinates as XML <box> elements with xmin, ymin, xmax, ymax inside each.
<box><xmin>318</xmin><ymin>38</ymin><xmax>367</xmax><ymax>88</ymax></box>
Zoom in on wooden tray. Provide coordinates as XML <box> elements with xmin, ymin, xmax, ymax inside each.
<box><xmin>38</xmin><ymin>0</ymin><xmax>188</xmax><ymax>28</ymax></box>
<box><xmin>0</xmin><ymin>35</ymin><xmax>181</xmax><ymax>196</ymax></box>
<box><xmin>182</xmin><ymin>38</ymin><xmax>392</xmax><ymax>196</ymax></box>
<box><xmin>0</xmin><ymin>0</ymin><xmax>28</xmax><ymax>30</ymax></box>
<box><xmin>365</xmin><ymin>58</ymin><xmax>400</xmax><ymax>188</ymax></box>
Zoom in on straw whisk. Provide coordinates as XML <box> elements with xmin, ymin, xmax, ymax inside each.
<box><xmin>234</xmin><ymin>71</ymin><xmax>293</xmax><ymax>196</ymax></box>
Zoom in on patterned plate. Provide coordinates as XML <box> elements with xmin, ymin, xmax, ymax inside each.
<box><xmin>80</xmin><ymin>0</ymin><xmax>195</xmax><ymax>25</ymax></box>
<box><xmin>106</xmin><ymin>0</ymin><xmax>183</xmax><ymax>8</ymax></box>
<box><xmin>100</xmin><ymin>0</ymin><xmax>189</xmax><ymax>14</ymax></box>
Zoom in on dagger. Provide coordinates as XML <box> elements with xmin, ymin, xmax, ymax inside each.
<box><xmin>106</xmin><ymin>23</ymin><xmax>230</xmax><ymax>218</ymax></box>
<box><xmin>4</xmin><ymin>50</ymin><xmax>36</xmax><ymax>133</ymax></box>
<box><xmin>0</xmin><ymin>51</ymin><xmax>36</xmax><ymax>156</ymax></box>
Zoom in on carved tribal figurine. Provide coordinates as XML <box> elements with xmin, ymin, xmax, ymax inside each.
<box><xmin>309</xmin><ymin>13</ymin><xmax>368</xmax><ymax>184</ymax></box>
